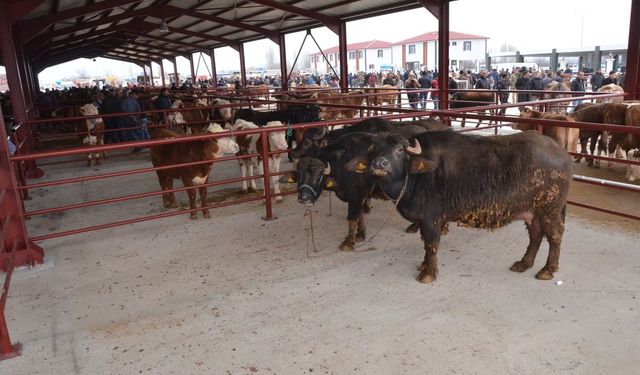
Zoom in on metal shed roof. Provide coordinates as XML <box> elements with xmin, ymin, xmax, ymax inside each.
<box><xmin>4</xmin><ymin>0</ymin><xmax>450</xmax><ymax>71</ymax></box>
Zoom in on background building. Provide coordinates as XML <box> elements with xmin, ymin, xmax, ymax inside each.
<box><xmin>310</xmin><ymin>31</ymin><xmax>489</xmax><ymax>74</ymax></box>
<box><xmin>310</xmin><ymin>40</ymin><xmax>393</xmax><ymax>75</ymax></box>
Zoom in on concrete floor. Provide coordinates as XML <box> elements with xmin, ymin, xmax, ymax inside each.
<box><xmin>2</xmin><ymin>128</ymin><xmax>640</xmax><ymax>374</ymax></box>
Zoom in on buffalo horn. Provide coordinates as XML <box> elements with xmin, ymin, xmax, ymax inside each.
<box><xmin>406</xmin><ymin>140</ymin><xmax>422</xmax><ymax>155</ymax></box>
<box><xmin>323</xmin><ymin>163</ymin><xmax>331</xmax><ymax>175</ymax></box>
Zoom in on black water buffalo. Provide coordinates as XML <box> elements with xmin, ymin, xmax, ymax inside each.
<box><xmin>296</xmin><ymin>132</ymin><xmax>380</xmax><ymax>251</ymax></box>
<box><xmin>348</xmin><ymin>130</ymin><xmax>573</xmax><ymax>283</ymax></box>
<box><xmin>291</xmin><ymin>117</ymin><xmax>448</xmax><ymax>161</ymax></box>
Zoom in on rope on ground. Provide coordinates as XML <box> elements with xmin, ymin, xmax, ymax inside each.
<box><xmin>304</xmin><ymin>207</ymin><xmax>318</xmax><ymax>257</ymax></box>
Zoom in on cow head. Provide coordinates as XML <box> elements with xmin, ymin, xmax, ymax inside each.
<box><xmin>290</xmin><ymin>127</ymin><xmax>328</xmax><ymax>162</ymax></box>
<box><xmin>296</xmin><ymin>157</ymin><xmax>333</xmax><ymax>207</ymax></box>
<box><xmin>207</xmin><ymin>122</ymin><xmax>240</xmax><ymax>156</ymax></box>
<box><xmin>264</xmin><ymin>121</ymin><xmax>289</xmax><ymax>152</ymax></box>
<box><xmin>348</xmin><ymin>134</ymin><xmax>435</xmax><ymax>200</ymax></box>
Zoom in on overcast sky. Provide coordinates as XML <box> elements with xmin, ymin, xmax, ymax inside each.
<box><xmin>0</xmin><ymin>0</ymin><xmax>632</xmax><ymax>84</ymax></box>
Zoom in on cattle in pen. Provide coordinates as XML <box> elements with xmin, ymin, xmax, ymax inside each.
<box><xmin>150</xmin><ymin>123</ymin><xmax>239</xmax><ymax>219</ymax></box>
<box><xmin>79</xmin><ymin>103</ymin><xmax>105</xmax><ymax>167</ymax></box>
<box><xmin>516</xmin><ymin>108</ymin><xmax>580</xmax><ymax>153</ymax></box>
<box><xmin>348</xmin><ymin>130</ymin><xmax>573</xmax><ymax>283</ymax></box>
<box><xmin>449</xmin><ymin>91</ymin><xmax>495</xmax><ymax>127</ymax></box>
<box><xmin>231</xmin><ymin>119</ymin><xmax>289</xmax><ymax>202</ymax></box>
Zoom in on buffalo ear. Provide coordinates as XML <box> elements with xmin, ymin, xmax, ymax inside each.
<box><xmin>345</xmin><ymin>157</ymin><xmax>370</xmax><ymax>173</ymax></box>
<box><xmin>280</xmin><ymin>172</ymin><xmax>297</xmax><ymax>183</ymax></box>
<box><xmin>409</xmin><ymin>157</ymin><xmax>437</xmax><ymax>174</ymax></box>
<box><xmin>323</xmin><ymin>176</ymin><xmax>337</xmax><ymax>190</ymax></box>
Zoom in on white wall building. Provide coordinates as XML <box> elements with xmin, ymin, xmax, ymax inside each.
<box><xmin>310</xmin><ymin>31</ymin><xmax>489</xmax><ymax>75</ymax></box>
<box><xmin>310</xmin><ymin>40</ymin><xmax>393</xmax><ymax>74</ymax></box>
<box><xmin>394</xmin><ymin>31</ymin><xmax>488</xmax><ymax>72</ymax></box>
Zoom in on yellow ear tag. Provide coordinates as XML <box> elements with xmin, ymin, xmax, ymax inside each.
<box><xmin>418</xmin><ymin>161</ymin><xmax>426</xmax><ymax>171</ymax></box>
<box><xmin>326</xmin><ymin>179</ymin><xmax>334</xmax><ymax>188</ymax></box>
<box><xmin>287</xmin><ymin>177</ymin><xmax>295</xmax><ymax>183</ymax></box>
<box><xmin>357</xmin><ymin>162</ymin><xmax>367</xmax><ymax>171</ymax></box>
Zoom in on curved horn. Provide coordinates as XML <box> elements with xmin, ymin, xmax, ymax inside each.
<box><xmin>323</xmin><ymin>163</ymin><xmax>331</xmax><ymax>175</ymax></box>
<box><xmin>406</xmin><ymin>139</ymin><xmax>422</xmax><ymax>155</ymax></box>
<box><xmin>313</xmin><ymin>127</ymin><xmax>327</xmax><ymax>140</ymax></box>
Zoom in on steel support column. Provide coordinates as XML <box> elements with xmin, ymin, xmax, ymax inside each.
<box><xmin>239</xmin><ymin>43</ymin><xmax>247</xmax><ymax>88</ymax></box>
<box><xmin>210</xmin><ymin>49</ymin><xmax>218</xmax><ymax>84</ymax></box>
<box><xmin>149</xmin><ymin>62</ymin><xmax>154</xmax><ymax>87</ymax></box>
<box><xmin>160</xmin><ymin>60</ymin><xmax>165</xmax><ymax>87</ymax></box>
<box><xmin>143</xmin><ymin>65</ymin><xmax>149</xmax><ymax>85</ymax></box>
<box><xmin>188</xmin><ymin>53</ymin><xmax>196</xmax><ymax>85</ymax></box>
<box><xmin>625</xmin><ymin>0</ymin><xmax>640</xmax><ymax>100</ymax></box>
<box><xmin>437</xmin><ymin>2</ymin><xmax>450</xmax><ymax>111</ymax></box>
<box><xmin>338</xmin><ymin>21</ymin><xmax>349</xmax><ymax>93</ymax></box>
<box><xmin>172</xmin><ymin>57</ymin><xmax>179</xmax><ymax>85</ymax></box>
<box><xmin>278</xmin><ymin>34</ymin><xmax>288</xmax><ymax>92</ymax></box>
<box><xmin>550</xmin><ymin>48</ymin><xmax>558</xmax><ymax>72</ymax></box>
<box><xmin>593</xmin><ymin>46</ymin><xmax>602</xmax><ymax>71</ymax></box>
<box><xmin>0</xmin><ymin>112</ymin><xmax>44</xmax><ymax>272</ymax></box>
<box><xmin>0</xmin><ymin>3</ymin><xmax>42</xmax><ymax>178</ymax></box>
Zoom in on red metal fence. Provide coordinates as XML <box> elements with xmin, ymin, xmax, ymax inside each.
<box><xmin>1</xmin><ymin>87</ymin><xmax>639</xmax><ymax>360</ymax></box>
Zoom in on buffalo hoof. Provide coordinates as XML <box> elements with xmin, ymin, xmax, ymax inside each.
<box><xmin>535</xmin><ymin>268</ymin><xmax>555</xmax><ymax>280</ymax></box>
<box><xmin>417</xmin><ymin>270</ymin><xmax>437</xmax><ymax>284</ymax></box>
<box><xmin>406</xmin><ymin>223</ymin><xmax>420</xmax><ymax>233</ymax></box>
<box><xmin>355</xmin><ymin>230</ymin><xmax>366</xmax><ymax>242</ymax></box>
<box><xmin>275</xmin><ymin>196</ymin><xmax>284</xmax><ymax>203</ymax></box>
<box><xmin>190</xmin><ymin>212</ymin><xmax>198</xmax><ymax>220</ymax></box>
<box><xmin>339</xmin><ymin>240</ymin><xmax>354</xmax><ymax>252</ymax></box>
<box><xmin>247</xmin><ymin>187</ymin><xmax>256</xmax><ymax>193</ymax></box>
<box><xmin>509</xmin><ymin>260</ymin><xmax>532</xmax><ymax>273</ymax></box>
<box><xmin>202</xmin><ymin>210</ymin><xmax>211</xmax><ymax>219</ymax></box>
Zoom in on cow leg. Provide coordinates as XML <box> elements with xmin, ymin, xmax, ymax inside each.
<box><xmin>271</xmin><ymin>156</ymin><xmax>283</xmax><ymax>203</ymax></box>
<box><xmin>510</xmin><ymin>216</ymin><xmax>543</xmax><ymax>273</ymax></box>
<box><xmin>355</xmin><ymin>211</ymin><xmax>366</xmax><ymax>242</ymax></box>
<box><xmin>248</xmin><ymin>158</ymin><xmax>258</xmax><ymax>193</ymax></box>
<box><xmin>460</xmin><ymin>117</ymin><xmax>466</xmax><ymax>128</ymax></box>
<box><xmin>239</xmin><ymin>160</ymin><xmax>249</xmax><ymax>193</ymax></box>
<box><xmin>417</xmin><ymin>221</ymin><xmax>441</xmax><ymax>283</ymax></box>
<box><xmin>200</xmin><ymin>185</ymin><xmax>210</xmax><ymax>218</ymax></box>
<box><xmin>339</xmin><ymin>201</ymin><xmax>363</xmax><ymax>251</ymax></box>
<box><xmin>535</xmin><ymin>213</ymin><xmax>564</xmax><ymax>280</ymax></box>
<box><xmin>182</xmin><ymin>179</ymin><xmax>198</xmax><ymax>219</ymax></box>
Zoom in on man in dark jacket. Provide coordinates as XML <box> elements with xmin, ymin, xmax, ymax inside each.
<box><xmin>528</xmin><ymin>71</ymin><xmax>545</xmax><ymax>107</ymax></box>
<box><xmin>418</xmin><ymin>71</ymin><xmax>431</xmax><ymax>109</ymax></box>
<box><xmin>515</xmin><ymin>70</ymin><xmax>530</xmax><ymax>111</ymax></box>
<box><xmin>475</xmin><ymin>70</ymin><xmax>491</xmax><ymax>89</ymax></box>
<box><xmin>102</xmin><ymin>90</ymin><xmax>122</xmax><ymax>143</ymax></box>
<box><xmin>590</xmin><ymin>69</ymin><xmax>604</xmax><ymax>91</ymax></box>
<box><xmin>570</xmin><ymin>71</ymin><xmax>586</xmax><ymax>112</ymax></box>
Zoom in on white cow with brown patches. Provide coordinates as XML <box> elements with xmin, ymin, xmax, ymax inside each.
<box><xmin>231</xmin><ymin>119</ymin><xmax>288</xmax><ymax>202</ymax></box>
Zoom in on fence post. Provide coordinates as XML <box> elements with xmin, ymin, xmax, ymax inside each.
<box><xmin>1</xmin><ymin>112</ymin><xmax>44</xmax><ymax>272</ymax></box>
<box><xmin>260</xmin><ymin>130</ymin><xmax>274</xmax><ymax>220</ymax></box>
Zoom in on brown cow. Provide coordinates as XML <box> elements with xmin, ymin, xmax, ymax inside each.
<box><xmin>596</xmin><ymin>84</ymin><xmax>625</xmax><ymax>103</ymax></box>
<box><xmin>367</xmin><ymin>85</ymin><xmax>397</xmax><ymax>115</ymax></box>
<box><xmin>516</xmin><ymin>108</ymin><xmax>579</xmax><ymax>153</ymax></box>
<box><xmin>315</xmin><ymin>91</ymin><xmax>365</xmax><ymax>120</ymax></box>
<box><xmin>167</xmin><ymin>98</ymin><xmax>210</xmax><ymax>134</ymax></box>
<box><xmin>150</xmin><ymin>123</ymin><xmax>239</xmax><ymax>219</ymax></box>
<box><xmin>449</xmin><ymin>91</ymin><xmax>495</xmax><ymax>127</ymax></box>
